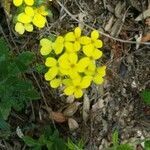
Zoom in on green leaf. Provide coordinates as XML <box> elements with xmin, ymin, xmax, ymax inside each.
<box><xmin>140</xmin><ymin>89</ymin><xmax>150</xmax><ymax>105</ymax></box>
<box><xmin>112</xmin><ymin>130</ymin><xmax>119</xmax><ymax>147</ymax></box>
<box><xmin>145</xmin><ymin>140</ymin><xmax>150</xmax><ymax>150</ymax></box>
<box><xmin>16</xmin><ymin>51</ymin><xmax>34</xmax><ymax>65</ymax></box>
<box><xmin>0</xmin><ymin>102</ymin><xmax>11</xmax><ymax>120</ymax></box>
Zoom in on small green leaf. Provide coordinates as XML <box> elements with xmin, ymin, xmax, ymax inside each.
<box><xmin>116</xmin><ymin>144</ymin><xmax>133</xmax><ymax>150</ymax></box>
<box><xmin>140</xmin><ymin>89</ymin><xmax>150</xmax><ymax>105</ymax></box>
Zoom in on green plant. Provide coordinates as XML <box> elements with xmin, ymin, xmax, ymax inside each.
<box><xmin>22</xmin><ymin>126</ymin><xmax>67</xmax><ymax>150</ymax></box>
<box><xmin>66</xmin><ymin>138</ymin><xmax>84</xmax><ymax>150</ymax></box>
<box><xmin>144</xmin><ymin>140</ymin><xmax>150</xmax><ymax>150</ymax></box>
<box><xmin>109</xmin><ymin>130</ymin><xmax>133</xmax><ymax>150</ymax></box>
<box><xmin>0</xmin><ymin>37</ymin><xmax>40</xmax><ymax>120</ymax></box>
<box><xmin>140</xmin><ymin>89</ymin><xmax>150</xmax><ymax>105</ymax></box>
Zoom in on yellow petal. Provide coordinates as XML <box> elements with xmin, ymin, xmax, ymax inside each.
<box><xmin>91</xmin><ymin>30</ymin><xmax>99</xmax><ymax>40</ymax></box>
<box><xmin>24</xmin><ymin>23</ymin><xmax>33</xmax><ymax>32</ymax></box>
<box><xmin>17</xmin><ymin>13</ymin><xmax>32</xmax><ymax>24</ymax></box>
<box><xmin>73</xmin><ymin>41</ymin><xmax>80</xmax><ymax>51</ymax></box>
<box><xmin>62</xmin><ymin>79</ymin><xmax>72</xmax><ymax>86</ymax></box>
<box><xmin>15</xmin><ymin>22</ymin><xmax>25</xmax><ymax>34</ymax></box>
<box><xmin>72</xmin><ymin>77</ymin><xmax>81</xmax><ymax>86</ymax></box>
<box><xmin>13</xmin><ymin>0</ymin><xmax>23</xmax><ymax>6</ymax></box>
<box><xmin>45</xmin><ymin>57</ymin><xmax>57</xmax><ymax>67</ymax></box>
<box><xmin>92</xmin><ymin>49</ymin><xmax>103</xmax><ymax>60</ymax></box>
<box><xmin>77</xmin><ymin>57</ymin><xmax>90</xmax><ymax>72</ymax></box>
<box><xmin>58</xmin><ymin>53</ymin><xmax>68</xmax><ymax>66</ymax></box>
<box><xmin>40</xmin><ymin>46</ymin><xmax>52</xmax><ymax>56</ymax></box>
<box><xmin>50</xmin><ymin>78</ymin><xmax>61</xmax><ymax>88</ymax></box>
<box><xmin>64</xmin><ymin>42</ymin><xmax>73</xmax><ymax>52</ymax></box>
<box><xmin>44</xmin><ymin>67</ymin><xmax>58</xmax><ymax>81</ymax></box>
<box><xmin>32</xmin><ymin>14</ymin><xmax>46</xmax><ymax>28</ymax></box>
<box><xmin>24</xmin><ymin>0</ymin><xmax>34</xmax><ymax>6</ymax></box>
<box><xmin>85</xmin><ymin>62</ymin><xmax>96</xmax><ymax>75</ymax></box>
<box><xmin>93</xmin><ymin>75</ymin><xmax>104</xmax><ymax>84</ymax></box>
<box><xmin>40</xmin><ymin>38</ymin><xmax>52</xmax><ymax>47</ymax></box>
<box><xmin>82</xmin><ymin>44</ymin><xmax>94</xmax><ymax>57</ymax></box>
<box><xmin>37</xmin><ymin>5</ymin><xmax>48</xmax><ymax>16</ymax></box>
<box><xmin>64</xmin><ymin>86</ymin><xmax>74</xmax><ymax>95</ymax></box>
<box><xmin>68</xmin><ymin>53</ymin><xmax>78</xmax><ymax>64</ymax></box>
<box><xmin>25</xmin><ymin>6</ymin><xmax>34</xmax><ymax>17</ymax></box>
<box><xmin>64</xmin><ymin>32</ymin><xmax>75</xmax><ymax>42</ymax></box>
<box><xmin>69</xmin><ymin>71</ymin><xmax>80</xmax><ymax>79</ymax></box>
<box><xmin>97</xmin><ymin>66</ymin><xmax>106</xmax><ymax>77</ymax></box>
<box><xmin>74</xmin><ymin>27</ymin><xmax>81</xmax><ymax>38</ymax></box>
<box><xmin>74</xmin><ymin>89</ymin><xmax>83</xmax><ymax>98</ymax></box>
<box><xmin>80</xmin><ymin>36</ymin><xmax>91</xmax><ymax>45</ymax></box>
<box><xmin>94</xmin><ymin>40</ymin><xmax>103</xmax><ymax>48</ymax></box>
<box><xmin>81</xmin><ymin>76</ymin><xmax>92</xmax><ymax>88</ymax></box>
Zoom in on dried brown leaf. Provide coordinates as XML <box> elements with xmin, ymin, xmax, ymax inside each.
<box><xmin>68</xmin><ymin>118</ymin><xmax>79</xmax><ymax>131</ymax></box>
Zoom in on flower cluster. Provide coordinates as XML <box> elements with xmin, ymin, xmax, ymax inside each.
<box><xmin>13</xmin><ymin>0</ymin><xmax>50</xmax><ymax>34</ymax></box>
<box><xmin>40</xmin><ymin>27</ymin><xmax>106</xmax><ymax>98</ymax></box>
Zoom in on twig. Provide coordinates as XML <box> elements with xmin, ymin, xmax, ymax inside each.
<box><xmin>56</xmin><ymin>0</ymin><xmax>150</xmax><ymax>45</ymax></box>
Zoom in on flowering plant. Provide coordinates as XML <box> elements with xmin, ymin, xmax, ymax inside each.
<box><xmin>13</xmin><ymin>0</ymin><xmax>52</xmax><ymax>34</ymax></box>
<box><xmin>40</xmin><ymin>27</ymin><xmax>106</xmax><ymax>98</ymax></box>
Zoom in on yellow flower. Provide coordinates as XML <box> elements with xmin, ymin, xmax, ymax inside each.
<box><xmin>52</xmin><ymin>36</ymin><xmax>64</xmax><ymax>54</ymax></box>
<box><xmin>82</xmin><ymin>44</ymin><xmax>103</xmax><ymax>60</ymax></box>
<box><xmin>64</xmin><ymin>76</ymin><xmax>92</xmax><ymax>98</ymax></box>
<box><xmin>64</xmin><ymin>27</ymin><xmax>90</xmax><ymax>52</ymax></box>
<box><xmin>25</xmin><ymin>6</ymin><xmax>35</xmax><ymax>17</ymax></box>
<box><xmin>40</xmin><ymin>38</ymin><xmax>53</xmax><ymax>55</ymax></box>
<box><xmin>90</xmin><ymin>30</ymin><xmax>103</xmax><ymax>48</ymax></box>
<box><xmin>93</xmin><ymin>66</ymin><xmax>106</xmax><ymax>84</ymax></box>
<box><xmin>24</xmin><ymin>23</ymin><xmax>33</xmax><ymax>32</ymax></box>
<box><xmin>13</xmin><ymin>0</ymin><xmax>34</xmax><ymax>7</ymax></box>
<box><xmin>58</xmin><ymin>53</ymin><xmax>79</xmax><ymax>78</ymax></box>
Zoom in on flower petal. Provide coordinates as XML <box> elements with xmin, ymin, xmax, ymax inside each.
<box><xmin>15</xmin><ymin>22</ymin><xmax>25</xmax><ymax>34</ymax></box>
<box><xmin>74</xmin><ymin>27</ymin><xmax>81</xmax><ymax>38</ymax></box>
<box><xmin>64</xmin><ymin>32</ymin><xmax>75</xmax><ymax>42</ymax></box>
<box><xmin>64</xmin><ymin>86</ymin><xmax>74</xmax><ymax>96</ymax></box>
<box><xmin>17</xmin><ymin>13</ymin><xmax>32</xmax><ymax>24</ymax></box>
<box><xmin>97</xmin><ymin>66</ymin><xmax>106</xmax><ymax>77</ymax></box>
<box><xmin>25</xmin><ymin>6</ymin><xmax>34</xmax><ymax>16</ymax></box>
<box><xmin>80</xmin><ymin>36</ymin><xmax>91</xmax><ymax>45</ymax></box>
<box><xmin>37</xmin><ymin>5</ymin><xmax>48</xmax><ymax>16</ymax></box>
<box><xmin>24</xmin><ymin>0</ymin><xmax>34</xmax><ymax>6</ymax></box>
<box><xmin>68</xmin><ymin>53</ymin><xmax>78</xmax><ymax>64</ymax></box>
<box><xmin>40</xmin><ymin>38</ymin><xmax>52</xmax><ymax>47</ymax></box>
<box><xmin>44</xmin><ymin>67</ymin><xmax>58</xmax><ymax>81</ymax></box>
<box><xmin>93</xmin><ymin>75</ymin><xmax>104</xmax><ymax>84</ymax></box>
<box><xmin>92</xmin><ymin>49</ymin><xmax>103</xmax><ymax>60</ymax></box>
<box><xmin>82</xmin><ymin>44</ymin><xmax>94</xmax><ymax>57</ymax></box>
<box><xmin>64</xmin><ymin>42</ymin><xmax>73</xmax><ymax>52</ymax></box>
<box><xmin>85</xmin><ymin>62</ymin><xmax>96</xmax><ymax>75</ymax></box>
<box><xmin>13</xmin><ymin>0</ymin><xmax>23</xmax><ymax>6</ymax></box>
<box><xmin>74</xmin><ymin>89</ymin><xmax>83</xmax><ymax>98</ymax></box>
<box><xmin>81</xmin><ymin>76</ymin><xmax>92</xmax><ymax>88</ymax></box>
<box><xmin>73</xmin><ymin>41</ymin><xmax>80</xmax><ymax>51</ymax></box>
<box><xmin>45</xmin><ymin>57</ymin><xmax>57</xmax><ymax>67</ymax></box>
<box><xmin>50</xmin><ymin>78</ymin><xmax>61</xmax><ymax>88</ymax></box>
<box><xmin>24</xmin><ymin>23</ymin><xmax>33</xmax><ymax>32</ymax></box>
<box><xmin>32</xmin><ymin>14</ymin><xmax>46</xmax><ymax>28</ymax></box>
<box><xmin>94</xmin><ymin>40</ymin><xmax>103</xmax><ymax>48</ymax></box>
<box><xmin>77</xmin><ymin>57</ymin><xmax>90</xmax><ymax>72</ymax></box>
<box><xmin>91</xmin><ymin>30</ymin><xmax>99</xmax><ymax>40</ymax></box>
<box><xmin>40</xmin><ymin>46</ymin><xmax>52</xmax><ymax>56</ymax></box>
